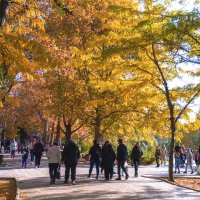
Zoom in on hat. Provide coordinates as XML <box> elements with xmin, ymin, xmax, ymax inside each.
<box><xmin>118</xmin><ymin>139</ymin><xmax>122</xmax><ymax>143</ymax></box>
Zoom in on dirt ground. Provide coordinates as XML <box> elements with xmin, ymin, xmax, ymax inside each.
<box><xmin>0</xmin><ymin>179</ymin><xmax>16</xmax><ymax>200</ymax></box>
<box><xmin>161</xmin><ymin>178</ymin><xmax>200</xmax><ymax>191</ymax></box>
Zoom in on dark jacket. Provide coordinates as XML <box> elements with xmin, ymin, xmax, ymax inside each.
<box><xmin>102</xmin><ymin>146</ymin><xmax>116</xmax><ymax>168</ymax></box>
<box><xmin>62</xmin><ymin>141</ymin><xmax>80</xmax><ymax>164</ymax></box>
<box><xmin>155</xmin><ymin>149</ymin><xmax>161</xmax><ymax>158</ymax></box>
<box><xmin>174</xmin><ymin>146</ymin><xmax>181</xmax><ymax>153</ymax></box>
<box><xmin>22</xmin><ymin>148</ymin><xmax>29</xmax><ymax>159</ymax></box>
<box><xmin>117</xmin><ymin>143</ymin><xmax>128</xmax><ymax>161</ymax></box>
<box><xmin>131</xmin><ymin>145</ymin><xmax>143</xmax><ymax>161</ymax></box>
<box><xmin>89</xmin><ymin>144</ymin><xmax>101</xmax><ymax>161</ymax></box>
<box><xmin>34</xmin><ymin>142</ymin><xmax>44</xmax><ymax>155</ymax></box>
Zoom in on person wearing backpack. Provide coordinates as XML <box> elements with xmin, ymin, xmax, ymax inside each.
<box><xmin>102</xmin><ymin>143</ymin><xmax>116</xmax><ymax>180</ymax></box>
<box><xmin>62</xmin><ymin>140</ymin><xmax>80</xmax><ymax>185</ymax></box>
<box><xmin>88</xmin><ymin>140</ymin><xmax>102</xmax><ymax>180</ymax></box>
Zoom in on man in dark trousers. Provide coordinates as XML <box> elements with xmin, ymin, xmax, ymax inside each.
<box><xmin>131</xmin><ymin>142</ymin><xmax>143</xmax><ymax>177</ymax></box>
<box><xmin>62</xmin><ymin>140</ymin><xmax>80</xmax><ymax>185</ymax></box>
<box><xmin>34</xmin><ymin>139</ymin><xmax>44</xmax><ymax>168</ymax></box>
<box><xmin>88</xmin><ymin>140</ymin><xmax>101</xmax><ymax>179</ymax></box>
<box><xmin>116</xmin><ymin>139</ymin><xmax>129</xmax><ymax>180</ymax></box>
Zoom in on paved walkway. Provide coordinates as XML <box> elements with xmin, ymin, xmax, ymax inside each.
<box><xmin>0</xmin><ymin>153</ymin><xmax>199</xmax><ymax>200</ymax></box>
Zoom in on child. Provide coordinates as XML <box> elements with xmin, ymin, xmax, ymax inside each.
<box><xmin>175</xmin><ymin>152</ymin><xmax>181</xmax><ymax>174</ymax></box>
<box><xmin>22</xmin><ymin>145</ymin><xmax>29</xmax><ymax>168</ymax></box>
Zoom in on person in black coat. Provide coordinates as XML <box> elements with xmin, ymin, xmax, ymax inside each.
<box><xmin>88</xmin><ymin>140</ymin><xmax>102</xmax><ymax>179</ymax></box>
<box><xmin>34</xmin><ymin>139</ymin><xmax>44</xmax><ymax>168</ymax></box>
<box><xmin>131</xmin><ymin>142</ymin><xmax>143</xmax><ymax>177</ymax></box>
<box><xmin>102</xmin><ymin>143</ymin><xmax>116</xmax><ymax>180</ymax></box>
<box><xmin>101</xmin><ymin>141</ymin><xmax>109</xmax><ymax>173</ymax></box>
<box><xmin>62</xmin><ymin>140</ymin><xmax>80</xmax><ymax>185</ymax></box>
<box><xmin>116</xmin><ymin>139</ymin><xmax>129</xmax><ymax>180</ymax></box>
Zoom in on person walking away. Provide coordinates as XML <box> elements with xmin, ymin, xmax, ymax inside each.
<box><xmin>102</xmin><ymin>143</ymin><xmax>116</xmax><ymax>180</ymax></box>
<box><xmin>101</xmin><ymin>141</ymin><xmax>109</xmax><ymax>174</ymax></box>
<box><xmin>116</xmin><ymin>139</ymin><xmax>129</xmax><ymax>180</ymax></box>
<box><xmin>22</xmin><ymin>145</ymin><xmax>29</xmax><ymax>168</ymax></box>
<box><xmin>88</xmin><ymin>140</ymin><xmax>102</xmax><ymax>179</ymax></box>
<box><xmin>10</xmin><ymin>139</ymin><xmax>17</xmax><ymax>158</ymax></box>
<box><xmin>174</xmin><ymin>151</ymin><xmax>181</xmax><ymax>173</ymax></box>
<box><xmin>160</xmin><ymin>144</ymin><xmax>167</xmax><ymax>165</ymax></box>
<box><xmin>28</xmin><ymin>140</ymin><xmax>35</xmax><ymax>164</ymax></box>
<box><xmin>131</xmin><ymin>142</ymin><xmax>143</xmax><ymax>177</ymax></box>
<box><xmin>34</xmin><ymin>139</ymin><xmax>44</xmax><ymax>168</ymax></box>
<box><xmin>62</xmin><ymin>140</ymin><xmax>80</xmax><ymax>185</ymax></box>
<box><xmin>47</xmin><ymin>142</ymin><xmax>61</xmax><ymax>185</ymax></box>
<box><xmin>155</xmin><ymin>146</ymin><xmax>161</xmax><ymax>167</ymax></box>
<box><xmin>183</xmin><ymin>147</ymin><xmax>194</xmax><ymax>174</ymax></box>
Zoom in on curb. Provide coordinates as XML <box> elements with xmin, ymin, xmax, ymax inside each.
<box><xmin>142</xmin><ymin>175</ymin><xmax>200</xmax><ymax>192</ymax></box>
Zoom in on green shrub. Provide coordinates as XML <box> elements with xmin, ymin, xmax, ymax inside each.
<box><xmin>140</xmin><ymin>148</ymin><xmax>155</xmax><ymax>165</ymax></box>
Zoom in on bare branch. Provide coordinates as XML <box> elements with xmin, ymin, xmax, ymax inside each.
<box><xmin>175</xmin><ymin>89</ymin><xmax>200</xmax><ymax>123</ymax></box>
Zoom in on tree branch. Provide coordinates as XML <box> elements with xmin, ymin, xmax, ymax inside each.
<box><xmin>175</xmin><ymin>89</ymin><xmax>200</xmax><ymax>123</ymax></box>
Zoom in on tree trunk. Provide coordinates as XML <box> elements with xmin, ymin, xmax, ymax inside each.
<box><xmin>55</xmin><ymin>118</ymin><xmax>61</xmax><ymax>142</ymax></box>
<box><xmin>168</xmin><ymin>102</ymin><xmax>175</xmax><ymax>182</ymax></box>
<box><xmin>43</xmin><ymin>119</ymin><xmax>49</xmax><ymax>143</ymax></box>
<box><xmin>65</xmin><ymin>122</ymin><xmax>72</xmax><ymax>143</ymax></box>
<box><xmin>0</xmin><ymin>0</ymin><xmax>9</xmax><ymax>28</ymax></box>
<box><xmin>169</xmin><ymin>125</ymin><xmax>175</xmax><ymax>181</ymax></box>
<box><xmin>49</xmin><ymin>123</ymin><xmax>55</xmax><ymax>145</ymax></box>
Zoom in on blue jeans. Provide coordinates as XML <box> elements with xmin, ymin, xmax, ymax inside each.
<box><xmin>175</xmin><ymin>158</ymin><xmax>181</xmax><ymax>172</ymax></box>
<box><xmin>89</xmin><ymin>160</ymin><xmax>100</xmax><ymax>178</ymax></box>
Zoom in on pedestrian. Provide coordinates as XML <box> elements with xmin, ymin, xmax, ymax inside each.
<box><xmin>131</xmin><ymin>142</ymin><xmax>143</xmax><ymax>177</ymax></box>
<box><xmin>155</xmin><ymin>146</ymin><xmax>161</xmax><ymax>167</ymax></box>
<box><xmin>10</xmin><ymin>139</ymin><xmax>18</xmax><ymax>158</ymax></box>
<box><xmin>33</xmin><ymin>139</ymin><xmax>44</xmax><ymax>168</ymax></box>
<box><xmin>101</xmin><ymin>141</ymin><xmax>109</xmax><ymax>174</ymax></box>
<box><xmin>21</xmin><ymin>145</ymin><xmax>29</xmax><ymax>168</ymax></box>
<box><xmin>180</xmin><ymin>147</ymin><xmax>186</xmax><ymax>168</ymax></box>
<box><xmin>102</xmin><ymin>143</ymin><xmax>116</xmax><ymax>180</ymax></box>
<box><xmin>160</xmin><ymin>144</ymin><xmax>167</xmax><ymax>165</ymax></box>
<box><xmin>194</xmin><ymin>149</ymin><xmax>199</xmax><ymax>166</ymax></box>
<box><xmin>62</xmin><ymin>140</ymin><xmax>80</xmax><ymax>185</ymax></box>
<box><xmin>47</xmin><ymin>142</ymin><xmax>61</xmax><ymax>185</ymax></box>
<box><xmin>28</xmin><ymin>140</ymin><xmax>35</xmax><ymax>164</ymax></box>
<box><xmin>116</xmin><ymin>139</ymin><xmax>129</xmax><ymax>180</ymax></box>
<box><xmin>183</xmin><ymin>147</ymin><xmax>194</xmax><ymax>174</ymax></box>
<box><xmin>5</xmin><ymin>139</ymin><xmax>11</xmax><ymax>153</ymax></box>
<box><xmin>174</xmin><ymin>151</ymin><xmax>181</xmax><ymax>173</ymax></box>
<box><xmin>88</xmin><ymin>140</ymin><xmax>102</xmax><ymax>179</ymax></box>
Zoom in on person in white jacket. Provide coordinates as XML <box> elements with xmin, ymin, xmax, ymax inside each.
<box><xmin>183</xmin><ymin>147</ymin><xmax>194</xmax><ymax>174</ymax></box>
<box><xmin>10</xmin><ymin>139</ymin><xmax>18</xmax><ymax>158</ymax></box>
<box><xmin>46</xmin><ymin>142</ymin><xmax>61</xmax><ymax>185</ymax></box>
